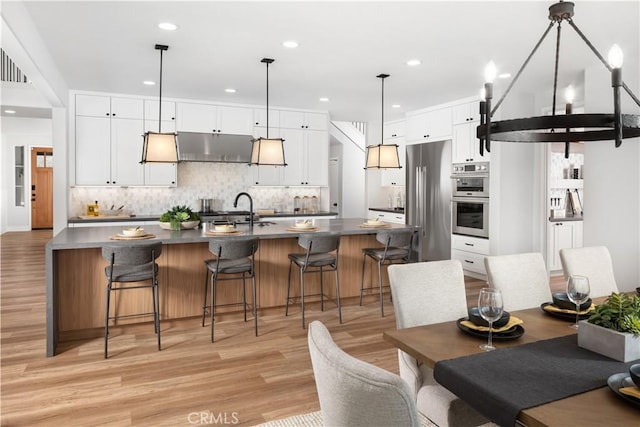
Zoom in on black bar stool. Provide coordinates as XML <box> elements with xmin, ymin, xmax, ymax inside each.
<box><xmin>102</xmin><ymin>241</ymin><xmax>162</xmax><ymax>359</ymax></box>
<box><xmin>286</xmin><ymin>232</ymin><xmax>342</xmax><ymax>329</ymax></box>
<box><xmin>202</xmin><ymin>236</ymin><xmax>259</xmax><ymax>342</ymax></box>
<box><xmin>359</xmin><ymin>229</ymin><xmax>413</xmax><ymax>317</ymax></box>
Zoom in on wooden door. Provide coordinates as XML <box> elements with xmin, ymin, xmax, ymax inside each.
<box><xmin>31</xmin><ymin>147</ymin><xmax>53</xmax><ymax>229</ymax></box>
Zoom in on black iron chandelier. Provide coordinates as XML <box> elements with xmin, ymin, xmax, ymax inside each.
<box><xmin>477</xmin><ymin>1</ymin><xmax>640</xmax><ymax>159</ymax></box>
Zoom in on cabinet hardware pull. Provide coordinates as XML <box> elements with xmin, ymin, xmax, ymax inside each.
<box><xmin>464</xmin><ymin>260</ymin><xmax>474</xmax><ymax>264</ymax></box>
<box><xmin>464</xmin><ymin>243</ymin><xmax>474</xmax><ymax>246</ymax></box>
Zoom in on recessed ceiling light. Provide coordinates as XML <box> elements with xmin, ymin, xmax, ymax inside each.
<box><xmin>158</xmin><ymin>22</ymin><xmax>178</xmax><ymax>31</ymax></box>
<box><xmin>282</xmin><ymin>40</ymin><xmax>299</xmax><ymax>48</ymax></box>
<box><xmin>143</xmin><ymin>80</ymin><xmax>156</xmax><ymax>86</ymax></box>
<box><xmin>498</xmin><ymin>73</ymin><xmax>512</xmax><ymax>79</ymax></box>
<box><xmin>406</xmin><ymin>59</ymin><xmax>421</xmax><ymax>66</ymax></box>
<box><xmin>319</xmin><ymin>97</ymin><xmax>329</xmax><ymax>102</ymax></box>
<box><xmin>391</xmin><ymin>104</ymin><xmax>401</xmax><ymax>109</ymax></box>
<box><xmin>225</xmin><ymin>88</ymin><xmax>237</xmax><ymax>93</ymax></box>
<box><xmin>4</xmin><ymin>109</ymin><xmax>16</xmax><ymax>114</ymax></box>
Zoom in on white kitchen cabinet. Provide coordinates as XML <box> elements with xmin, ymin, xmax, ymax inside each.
<box><xmin>253</xmin><ymin>108</ymin><xmax>280</xmax><ymax>128</ymax></box>
<box><xmin>383</xmin><ymin>120</ymin><xmax>405</xmax><ymax>139</ymax></box>
<box><xmin>143</xmin><ymin>119</ymin><xmax>177</xmax><ymax>186</ymax></box>
<box><xmin>144</xmin><ymin>100</ymin><xmax>176</xmax><ymax>123</ymax></box>
<box><xmin>367</xmin><ymin>209</ymin><xmax>405</xmax><ymax>224</ymax></box>
<box><xmin>547</xmin><ymin>220</ymin><xmax>583</xmax><ymax>271</ymax></box>
<box><xmin>176</xmin><ymin>102</ymin><xmax>254</xmax><ymax>135</ymax></box>
<box><xmin>405</xmin><ymin>107</ymin><xmax>452</xmax><ymax>143</ymax></box>
<box><xmin>250</xmin><ymin>127</ymin><xmax>284</xmax><ymax>186</ymax></box>
<box><xmin>452</xmin><ymin>122</ymin><xmax>490</xmax><ymax>163</ymax></box>
<box><xmin>280</xmin><ymin>111</ymin><xmax>328</xmax><ymax>131</ymax></box>
<box><xmin>281</xmin><ymin>128</ymin><xmax>328</xmax><ymax>186</ymax></box>
<box><xmin>75</xmin><ymin>94</ymin><xmax>146</xmax><ymax>186</ymax></box>
<box><xmin>451</xmin><ymin>234</ymin><xmax>489</xmax><ymax>276</ymax></box>
<box><xmin>76</xmin><ymin>116</ymin><xmax>111</xmax><ymax>185</ymax></box>
<box><xmin>380</xmin><ymin>136</ymin><xmax>406</xmax><ymax>186</ymax></box>
<box><xmin>76</xmin><ymin>94</ymin><xmax>143</xmax><ymax>119</ymax></box>
<box><xmin>452</xmin><ymin>101</ymin><xmax>480</xmax><ymax>125</ymax></box>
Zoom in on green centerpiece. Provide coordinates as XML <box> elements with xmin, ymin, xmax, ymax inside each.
<box><xmin>578</xmin><ymin>293</ymin><xmax>640</xmax><ymax>362</ymax></box>
<box><xmin>159</xmin><ymin>205</ymin><xmax>200</xmax><ymax>230</ymax></box>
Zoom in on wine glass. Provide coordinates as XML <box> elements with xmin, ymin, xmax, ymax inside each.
<box><xmin>478</xmin><ymin>288</ymin><xmax>504</xmax><ymax>351</ymax></box>
<box><xmin>567</xmin><ymin>275</ymin><xmax>590</xmax><ymax>329</ymax></box>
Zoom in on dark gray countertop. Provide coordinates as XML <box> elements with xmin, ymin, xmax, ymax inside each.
<box><xmin>549</xmin><ymin>216</ymin><xmax>583</xmax><ymax>222</ymax></box>
<box><xmin>67</xmin><ymin>211</ymin><xmax>338</xmax><ymax>224</ymax></box>
<box><xmin>48</xmin><ymin>218</ymin><xmax>418</xmax><ymax>250</ymax></box>
<box><xmin>369</xmin><ymin>207</ymin><xmax>405</xmax><ymax>214</ymax></box>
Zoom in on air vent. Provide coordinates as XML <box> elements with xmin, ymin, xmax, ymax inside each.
<box><xmin>1</xmin><ymin>49</ymin><xmax>29</xmax><ymax>83</ymax></box>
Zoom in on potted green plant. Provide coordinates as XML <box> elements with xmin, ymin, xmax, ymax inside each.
<box><xmin>578</xmin><ymin>292</ymin><xmax>640</xmax><ymax>362</ymax></box>
<box><xmin>159</xmin><ymin>205</ymin><xmax>200</xmax><ymax>231</ymax></box>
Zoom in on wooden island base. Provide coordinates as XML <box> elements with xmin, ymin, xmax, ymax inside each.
<box><xmin>48</xmin><ymin>220</ymin><xmax>419</xmax><ymax>353</ymax></box>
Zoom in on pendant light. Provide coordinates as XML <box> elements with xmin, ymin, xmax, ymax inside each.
<box><xmin>249</xmin><ymin>58</ymin><xmax>287</xmax><ymax>166</ymax></box>
<box><xmin>141</xmin><ymin>44</ymin><xmax>178</xmax><ymax>163</ymax></box>
<box><xmin>365</xmin><ymin>74</ymin><xmax>401</xmax><ymax>169</ymax></box>
<box><xmin>477</xmin><ymin>1</ymin><xmax>640</xmax><ymax>159</ymax></box>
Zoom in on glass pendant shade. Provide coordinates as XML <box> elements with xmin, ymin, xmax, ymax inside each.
<box><xmin>365</xmin><ymin>143</ymin><xmax>400</xmax><ymax>169</ymax></box>
<box><xmin>142</xmin><ymin>132</ymin><xmax>179</xmax><ymax>163</ymax></box>
<box><xmin>250</xmin><ymin>137</ymin><xmax>287</xmax><ymax>166</ymax></box>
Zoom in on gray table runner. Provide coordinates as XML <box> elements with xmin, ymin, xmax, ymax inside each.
<box><xmin>433</xmin><ymin>335</ymin><xmax>637</xmax><ymax>426</ymax></box>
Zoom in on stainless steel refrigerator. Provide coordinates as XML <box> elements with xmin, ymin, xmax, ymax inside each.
<box><xmin>406</xmin><ymin>141</ymin><xmax>452</xmax><ymax>261</ymax></box>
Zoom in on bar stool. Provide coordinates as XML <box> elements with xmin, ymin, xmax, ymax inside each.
<box><xmin>286</xmin><ymin>232</ymin><xmax>342</xmax><ymax>329</ymax></box>
<box><xmin>202</xmin><ymin>237</ymin><xmax>259</xmax><ymax>342</ymax></box>
<box><xmin>102</xmin><ymin>241</ymin><xmax>162</xmax><ymax>359</ymax></box>
<box><xmin>359</xmin><ymin>229</ymin><xmax>413</xmax><ymax>317</ymax></box>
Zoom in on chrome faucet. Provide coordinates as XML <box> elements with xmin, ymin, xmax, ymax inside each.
<box><xmin>233</xmin><ymin>192</ymin><xmax>254</xmax><ymax>231</ymax></box>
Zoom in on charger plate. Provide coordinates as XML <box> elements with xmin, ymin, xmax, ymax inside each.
<box><xmin>109</xmin><ymin>234</ymin><xmax>156</xmax><ymax>240</ymax></box>
<box><xmin>204</xmin><ymin>230</ymin><xmax>244</xmax><ymax>236</ymax></box>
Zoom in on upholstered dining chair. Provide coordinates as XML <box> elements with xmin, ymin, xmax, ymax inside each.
<box><xmin>484</xmin><ymin>252</ymin><xmax>553</xmax><ymax>311</ymax></box>
<box><xmin>559</xmin><ymin>246</ymin><xmax>619</xmax><ymax>297</ymax></box>
<box><xmin>388</xmin><ymin>260</ymin><xmax>487</xmax><ymax>427</ymax></box>
<box><xmin>308</xmin><ymin>320</ymin><xmax>431</xmax><ymax>427</ymax></box>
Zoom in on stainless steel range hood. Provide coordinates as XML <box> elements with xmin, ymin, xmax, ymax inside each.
<box><xmin>177</xmin><ymin>131</ymin><xmax>253</xmax><ymax>163</ymax></box>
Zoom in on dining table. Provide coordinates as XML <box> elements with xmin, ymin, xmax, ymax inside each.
<box><xmin>383</xmin><ymin>304</ymin><xmax>640</xmax><ymax>426</ymax></box>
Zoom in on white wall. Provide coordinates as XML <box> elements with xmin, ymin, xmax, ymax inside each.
<box><xmin>1</xmin><ymin>117</ymin><xmax>53</xmax><ymax>233</ymax></box>
<box><xmin>583</xmin><ymin>63</ymin><xmax>640</xmax><ymax>291</ymax></box>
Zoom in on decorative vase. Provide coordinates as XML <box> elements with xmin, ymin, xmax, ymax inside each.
<box><xmin>578</xmin><ymin>320</ymin><xmax>640</xmax><ymax>362</ymax></box>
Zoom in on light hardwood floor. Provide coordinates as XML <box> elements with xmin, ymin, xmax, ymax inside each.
<box><xmin>0</xmin><ymin>230</ymin><xmax>565</xmax><ymax>426</ymax></box>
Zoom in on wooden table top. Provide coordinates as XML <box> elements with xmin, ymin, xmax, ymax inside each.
<box><xmin>383</xmin><ymin>306</ymin><xmax>640</xmax><ymax>426</ymax></box>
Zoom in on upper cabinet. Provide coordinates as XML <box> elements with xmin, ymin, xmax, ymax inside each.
<box><xmin>75</xmin><ymin>94</ymin><xmax>145</xmax><ymax>186</ymax></box>
<box><xmin>254</xmin><ymin>108</ymin><xmax>280</xmax><ymax>128</ymax></box>
<box><xmin>280</xmin><ymin>128</ymin><xmax>328</xmax><ymax>186</ymax></box>
<box><xmin>76</xmin><ymin>94</ymin><xmax>143</xmax><ymax>119</ymax></box>
<box><xmin>452</xmin><ymin>100</ymin><xmax>489</xmax><ymax>163</ymax></box>
<box><xmin>405</xmin><ymin>107</ymin><xmax>452</xmax><ymax>143</ymax></box>
<box><xmin>280</xmin><ymin>111</ymin><xmax>328</xmax><ymax>131</ymax></box>
<box><xmin>144</xmin><ymin>100</ymin><xmax>176</xmax><ymax>123</ymax></box>
<box><xmin>381</xmin><ymin>119</ymin><xmax>406</xmax><ymax>186</ymax></box>
<box><xmin>452</xmin><ymin>101</ymin><xmax>480</xmax><ymax>125</ymax></box>
<box><xmin>176</xmin><ymin>102</ymin><xmax>254</xmax><ymax>135</ymax></box>
<box><xmin>383</xmin><ymin>120</ymin><xmax>405</xmax><ymax>139</ymax></box>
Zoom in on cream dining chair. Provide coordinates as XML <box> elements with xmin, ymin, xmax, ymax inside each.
<box><xmin>307</xmin><ymin>320</ymin><xmax>434</xmax><ymax>427</ymax></box>
<box><xmin>484</xmin><ymin>252</ymin><xmax>553</xmax><ymax>311</ymax></box>
<box><xmin>388</xmin><ymin>260</ymin><xmax>487</xmax><ymax>427</ymax></box>
<box><xmin>559</xmin><ymin>246</ymin><xmax>619</xmax><ymax>297</ymax></box>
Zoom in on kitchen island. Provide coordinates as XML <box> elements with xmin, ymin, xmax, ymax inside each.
<box><xmin>45</xmin><ymin>218</ymin><xmax>420</xmax><ymax>356</ymax></box>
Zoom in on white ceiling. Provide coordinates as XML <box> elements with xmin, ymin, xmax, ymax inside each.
<box><xmin>12</xmin><ymin>1</ymin><xmax>640</xmax><ymax>122</ymax></box>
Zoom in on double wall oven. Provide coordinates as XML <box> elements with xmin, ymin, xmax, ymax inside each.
<box><xmin>451</xmin><ymin>162</ymin><xmax>490</xmax><ymax>238</ymax></box>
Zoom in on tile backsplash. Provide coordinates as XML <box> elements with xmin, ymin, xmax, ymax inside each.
<box><xmin>70</xmin><ymin>163</ymin><xmax>322</xmax><ymax>216</ymax></box>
